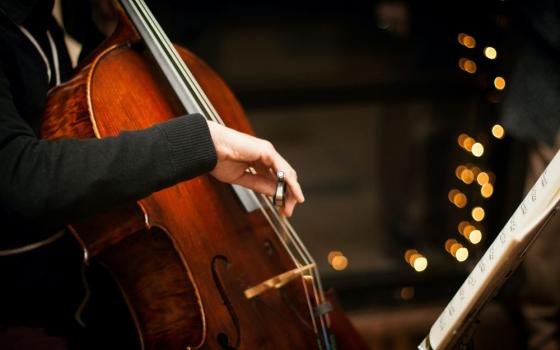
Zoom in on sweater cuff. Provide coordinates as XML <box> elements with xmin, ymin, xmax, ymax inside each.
<box><xmin>157</xmin><ymin>114</ymin><xmax>217</xmax><ymax>181</ymax></box>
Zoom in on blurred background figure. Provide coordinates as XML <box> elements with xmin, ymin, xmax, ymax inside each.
<box><xmin>501</xmin><ymin>0</ymin><xmax>560</xmax><ymax>349</ymax></box>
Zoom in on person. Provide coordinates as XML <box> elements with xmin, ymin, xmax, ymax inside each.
<box><xmin>501</xmin><ymin>0</ymin><xmax>560</xmax><ymax>348</ymax></box>
<box><xmin>0</xmin><ymin>0</ymin><xmax>304</xmax><ymax>348</ymax></box>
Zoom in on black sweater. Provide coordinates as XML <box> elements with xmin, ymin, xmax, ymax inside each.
<box><xmin>501</xmin><ymin>0</ymin><xmax>560</xmax><ymax>145</ymax></box>
<box><xmin>0</xmin><ymin>0</ymin><xmax>217</xmax><ymax>248</ymax></box>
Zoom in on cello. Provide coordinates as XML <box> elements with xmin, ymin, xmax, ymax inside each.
<box><xmin>42</xmin><ymin>0</ymin><xmax>369</xmax><ymax>349</ymax></box>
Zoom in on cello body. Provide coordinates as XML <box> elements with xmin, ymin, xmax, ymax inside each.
<box><xmin>41</xmin><ymin>5</ymin><xmax>369</xmax><ymax>350</ymax></box>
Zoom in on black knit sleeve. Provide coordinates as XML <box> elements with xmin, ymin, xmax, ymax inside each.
<box><xmin>0</xmin><ymin>64</ymin><xmax>216</xmax><ymax>236</ymax></box>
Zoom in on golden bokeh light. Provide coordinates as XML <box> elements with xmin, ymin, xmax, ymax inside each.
<box><xmin>409</xmin><ymin>252</ymin><xmax>422</xmax><ymax>265</ymax></box>
<box><xmin>458</xmin><ymin>33</ymin><xmax>476</xmax><ymax>48</ymax></box>
<box><xmin>469</xmin><ymin>229</ymin><xmax>482</xmax><ymax>244</ymax></box>
<box><xmin>405</xmin><ymin>249</ymin><xmax>427</xmax><ymax>272</ymax></box>
<box><xmin>328</xmin><ymin>250</ymin><xmax>343</xmax><ymax>264</ymax></box>
<box><xmin>460</xmin><ymin>169</ymin><xmax>475</xmax><ymax>184</ymax></box>
<box><xmin>481</xmin><ymin>183</ymin><xmax>494</xmax><ymax>198</ymax></box>
<box><xmin>453</xmin><ymin>192</ymin><xmax>468</xmax><ymax>208</ymax></box>
<box><xmin>458</xmin><ymin>58</ymin><xmax>477</xmax><ymax>73</ymax></box>
<box><xmin>463</xmin><ymin>36</ymin><xmax>476</xmax><ymax>49</ymax></box>
<box><xmin>455</xmin><ymin>165</ymin><xmax>466</xmax><ymax>179</ymax></box>
<box><xmin>472</xmin><ymin>206</ymin><xmax>485</xmax><ymax>222</ymax></box>
<box><xmin>455</xmin><ymin>247</ymin><xmax>469</xmax><ymax>262</ymax></box>
<box><xmin>492</xmin><ymin>124</ymin><xmax>505</xmax><ymax>139</ymax></box>
<box><xmin>458</xmin><ymin>221</ymin><xmax>470</xmax><ymax>234</ymax></box>
<box><xmin>445</xmin><ymin>239</ymin><xmax>469</xmax><ymax>261</ymax></box>
<box><xmin>458</xmin><ymin>57</ymin><xmax>467</xmax><ymax>70</ymax></box>
<box><xmin>457</xmin><ymin>134</ymin><xmax>468</xmax><ymax>147</ymax></box>
<box><xmin>404</xmin><ymin>249</ymin><xmax>418</xmax><ymax>263</ymax></box>
<box><xmin>331</xmin><ymin>255</ymin><xmax>348</xmax><ymax>271</ymax></box>
<box><xmin>463</xmin><ymin>137</ymin><xmax>475</xmax><ymax>151</ymax></box>
<box><xmin>450</xmin><ymin>242</ymin><xmax>462</xmax><ymax>256</ymax></box>
<box><xmin>448</xmin><ymin>189</ymin><xmax>460</xmax><ymax>203</ymax></box>
<box><xmin>463</xmin><ymin>224</ymin><xmax>474</xmax><ymax>237</ymax></box>
<box><xmin>477</xmin><ymin>172</ymin><xmax>490</xmax><ymax>186</ymax></box>
<box><xmin>471</xmin><ymin>142</ymin><xmax>484</xmax><ymax>157</ymax></box>
<box><xmin>413</xmin><ymin>256</ymin><xmax>428</xmax><ymax>272</ymax></box>
<box><xmin>445</xmin><ymin>239</ymin><xmax>457</xmax><ymax>253</ymax></box>
<box><xmin>484</xmin><ymin>46</ymin><xmax>497</xmax><ymax>59</ymax></box>
<box><xmin>463</xmin><ymin>59</ymin><xmax>477</xmax><ymax>74</ymax></box>
<box><xmin>494</xmin><ymin>76</ymin><xmax>506</xmax><ymax>90</ymax></box>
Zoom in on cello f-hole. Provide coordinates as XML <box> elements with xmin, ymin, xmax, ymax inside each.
<box><xmin>211</xmin><ymin>255</ymin><xmax>241</xmax><ymax>349</ymax></box>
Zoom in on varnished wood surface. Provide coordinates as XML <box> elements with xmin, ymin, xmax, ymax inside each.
<box><xmin>41</xmin><ymin>14</ymin><xmax>322</xmax><ymax>350</ymax></box>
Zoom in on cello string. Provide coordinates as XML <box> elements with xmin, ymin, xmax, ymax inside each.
<box><xmin>137</xmin><ymin>1</ymin><xmax>321</xmax><ymax>279</ymax></box>
<box><xmin>130</xmin><ymin>0</ymin><xmax>331</xmax><ymax>345</ymax></box>
<box><xmin>132</xmin><ymin>0</ymin><xmax>310</xmax><ymax>265</ymax></box>
<box><xmin>131</xmin><ymin>1</ymin><xmax>311</xmax><ymax>270</ymax></box>
<box><xmin>133</xmin><ymin>0</ymin><xmax>328</xmax><ymax>323</ymax></box>
<box><xmin>134</xmin><ymin>0</ymin><xmax>224</xmax><ymax>125</ymax></box>
<box><xmin>136</xmin><ymin>2</ymin><xmax>327</xmax><ymax>323</ymax></box>
<box><xmin>121</xmin><ymin>0</ymin><xmax>204</xmax><ymax>116</ymax></box>
<box><xmin>141</xmin><ymin>5</ymin><xmax>333</xmax><ymax>347</ymax></box>
<box><xmin>254</xmin><ymin>195</ymin><xmax>332</xmax><ymax>339</ymax></box>
<box><xmin>133</xmin><ymin>0</ymin><xmax>332</xmax><ymax>340</ymax></box>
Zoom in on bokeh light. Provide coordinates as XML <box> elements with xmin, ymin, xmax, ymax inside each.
<box><xmin>484</xmin><ymin>46</ymin><xmax>497</xmax><ymax>59</ymax></box>
<box><xmin>481</xmin><ymin>183</ymin><xmax>494</xmax><ymax>198</ymax></box>
<box><xmin>456</xmin><ymin>247</ymin><xmax>469</xmax><ymax>262</ymax></box>
<box><xmin>494</xmin><ymin>76</ymin><xmax>506</xmax><ymax>90</ymax></box>
<box><xmin>492</xmin><ymin>124</ymin><xmax>505</xmax><ymax>139</ymax></box>
<box><xmin>332</xmin><ymin>255</ymin><xmax>348</xmax><ymax>270</ymax></box>
<box><xmin>477</xmin><ymin>172</ymin><xmax>490</xmax><ymax>186</ymax></box>
<box><xmin>460</xmin><ymin>169</ymin><xmax>475</xmax><ymax>184</ymax></box>
<box><xmin>453</xmin><ymin>192</ymin><xmax>468</xmax><ymax>208</ymax></box>
<box><xmin>472</xmin><ymin>142</ymin><xmax>484</xmax><ymax>157</ymax></box>
<box><xmin>457</xmin><ymin>134</ymin><xmax>468</xmax><ymax>147</ymax></box>
<box><xmin>469</xmin><ymin>229</ymin><xmax>482</xmax><ymax>244</ymax></box>
<box><xmin>455</xmin><ymin>165</ymin><xmax>466</xmax><ymax>179</ymax></box>
<box><xmin>413</xmin><ymin>256</ymin><xmax>428</xmax><ymax>272</ymax></box>
<box><xmin>458</xmin><ymin>33</ymin><xmax>476</xmax><ymax>48</ymax></box>
<box><xmin>463</xmin><ymin>137</ymin><xmax>475</xmax><ymax>151</ymax></box>
<box><xmin>404</xmin><ymin>249</ymin><xmax>428</xmax><ymax>272</ymax></box>
<box><xmin>472</xmin><ymin>207</ymin><xmax>485</xmax><ymax>222</ymax></box>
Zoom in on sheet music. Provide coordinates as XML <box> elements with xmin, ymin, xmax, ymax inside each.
<box><xmin>419</xmin><ymin>151</ymin><xmax>560</xmax><ymax>350</ymax></box>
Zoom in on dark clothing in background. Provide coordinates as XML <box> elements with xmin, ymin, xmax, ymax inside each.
<box><xmin>502</xmin><ymin>0</ymin><xmax>560</xmax><ymax>146</ymax></box>
<box><xmin>0</xmin><ymin>0</ymin><xmax>216</xmax><ymax>346</ymax></box>
<box><xmin>501</xmin><ymin>1</ymin><xmax>560</xmax><ymax>349</ymax></box>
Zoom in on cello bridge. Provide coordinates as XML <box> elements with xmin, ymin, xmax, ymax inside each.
<box><xmin>244</xmin><ymin>263</ymin><xmax>315</xmax><ymax>300</ymax></box>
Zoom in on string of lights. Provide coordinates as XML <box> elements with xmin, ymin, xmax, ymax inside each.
<box><xmin>404</xmin><ymin>21</ymin><xmax>509</xmax><ymax>272</ymax></box>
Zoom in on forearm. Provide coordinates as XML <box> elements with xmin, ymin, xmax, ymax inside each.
<box><xmin>0</xmin><ymin>114</ymin><xmax>216</xmax><ymax>227</ymax></box>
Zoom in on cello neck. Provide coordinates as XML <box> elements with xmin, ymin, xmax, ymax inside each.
<box><xmin>118</xmin><ymin>0</ymin><xmax>218</xmax><ymax>122</ymax></box>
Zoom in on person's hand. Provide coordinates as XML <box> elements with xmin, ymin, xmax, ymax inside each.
<box><xmin>207</xmin><ymin>121</ymin><xmax>304</xmax><ymax>217</ymax></box>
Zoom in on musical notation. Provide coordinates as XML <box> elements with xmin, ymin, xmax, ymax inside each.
<box><xmin>419</xmin><ymin>152</ymin><xmax>560</xmax><ymax>350</ymax></box>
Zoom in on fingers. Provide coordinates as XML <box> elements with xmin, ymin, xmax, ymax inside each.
<box><xmin>244</xmin><ymin>139</ymin><xmax>304</xmax><ymax>206</ymax></box>
<box><xmin>258</xmin><ymin>146</ymin><xmax>305</xmax><ymax>205</ymax></box>
<box><xmin>281</xmin><ymin>189</ymin><xmax>298</xmax><ymax>217</ymax></box>
<box><xmin>207</xmin><ymin>121</ymin><xmax>304</xmax><ymax>216</ymax></box>
<box><xmin>234</xmin><ymin>171</ymin><xmax>299</xmax><ymax>217</ymax></box>
<box><xmin>233</xmin><ymin>171</ymin><xmax>277</xmax><ymax>198</ymax></box>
